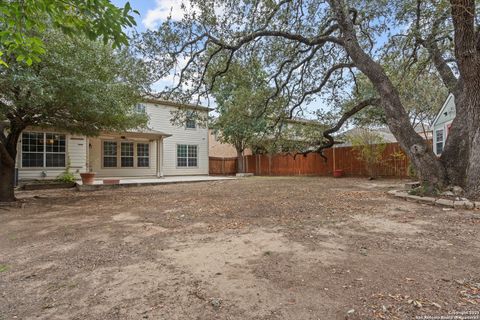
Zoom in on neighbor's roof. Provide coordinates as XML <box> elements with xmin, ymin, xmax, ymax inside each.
<box><xmin>142</xmin><ymin>96</ymin><xmax>212</xmax><ymax>112</ymax></box>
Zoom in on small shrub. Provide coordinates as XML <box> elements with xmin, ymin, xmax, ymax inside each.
<box><xmin>407</xmin><ymin>163</ymin><xmax>417</xmax><ymax>178</ymax></box>
<box><xmin>56</xmin><ymin>172</ymin><xmax>76</xmax><ymax>183</ymax></box>
<box><xmin>56</xmin><ymin>156</ymin><xmax>76</xmax><ymax>183</ymax></box>
<box><xmin>408</xmin><ymin>182</ymin><xmax>439</xmax><ymax>197</ymax></box>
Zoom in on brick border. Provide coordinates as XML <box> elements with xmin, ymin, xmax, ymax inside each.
<box><xmin>387</xmin><ymin>190</ymin><xmax>480</xmax><ymax>210</ymax></box>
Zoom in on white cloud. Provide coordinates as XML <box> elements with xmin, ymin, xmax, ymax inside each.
<box><xmin>142</xmin><ymin>0</ymin><xmax>191</xmax><ymax>30</ymax></box>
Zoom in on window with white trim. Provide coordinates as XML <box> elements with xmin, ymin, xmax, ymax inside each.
<box><xmin>121</xmin><ymin>142</ymin><xmax>134</xmax><ymax>167</ymax></box>
<box><xmin>102</xmin><ymin>141</ymin><xmax>150</xmax><ymax>168</ymax></box>
<box><xmin>186</xmin><ymin>111</ymin><xmax>196</xmax><ymax>129</ymax></box>
<box><xmin>436</xmin><ymin>129</ymin><xmax>444</xmax><ymax>154</ymax></box>
<box><xmin>21</xmin><ymin>132</ymin><xmax>66</xmax><ymax>168</ymax></box>
<box><xmin>177</xmin><ymin>144</ymin><xmax>197</xmax><ymax>167</ymax></box>
<box><xmin>137</xmin><ymin>143</ymin><xmax>149</xmax><ymax>167</ymax></box>
<box><xmin>134</xmin><ymin>103</ymin><xmax>146</xmax><ymax>113</ymax></box>
<box><xmin>103</xmin><ymin>141</ymin><xmax>118</xmax><ymax>167</ymax></box>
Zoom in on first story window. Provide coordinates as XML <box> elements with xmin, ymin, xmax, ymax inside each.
<box><xmin>137</xmin><ymin>143</ymin><xmax>150</xmax><ymax>167</ymax></box>
<box><xmin>21</xmin><ymin>132</ymin><xmax>66</xmax><ymax>168</ymax></box>
<box><xmin>121</xmin><ymin>142</ymin><xmax>134</xmax><ymax>167</ymax></box>
<box><xmin>102</xmin><ymin>141</ymin><xmax>150</xmax><ymax>168</ymax></box>
<box><xmin>436</xmin><ymin>129</ymin><xmax>444</xmax><ymax>154</ymax></box>
<box><xmin>103</xmin><ymin>141</ymin><xmax>118</xmax><ymax>167</ymax></box>
<box><xmin>177</xmin><ymin>144</ymin><xmax>197</xmax><ymax>167</ymax></box>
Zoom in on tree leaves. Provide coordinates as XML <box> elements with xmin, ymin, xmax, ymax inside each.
<box><xmin>0</xmin><ymin>0</ymin><xmax>138</xmax><ymax>67</ymax></box>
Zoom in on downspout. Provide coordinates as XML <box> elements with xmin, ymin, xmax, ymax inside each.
<box><xmin>156</xmin><ymin>139</ymin><xmax>160</xmax><ymax>178</ymax></box>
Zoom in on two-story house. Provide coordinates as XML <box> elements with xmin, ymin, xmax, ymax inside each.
<box><xmin>16</xmin><ymin>99</ymin><xmax>210</xmax><ymax>181</ymax></box>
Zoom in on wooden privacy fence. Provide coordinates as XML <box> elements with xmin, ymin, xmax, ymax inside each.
<box><xmin>209</xmin><ymin>157</ymin><xmax>238</xmax><ymax>175</ymax></box>
<box><xmin>209</xmin><ymin>143</ymin><xmax>410</xmax><ymax>178</ymax></box>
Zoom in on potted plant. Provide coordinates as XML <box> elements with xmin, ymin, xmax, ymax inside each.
<box><xmin>80</xmin><ymin>164</ymin><xmax>96</xmax><ymax>185</ymax></box>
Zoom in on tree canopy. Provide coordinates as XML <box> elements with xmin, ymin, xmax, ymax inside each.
<box><xmin>0</xmin><ymin>0</ymin><xmax>138</xmax><ymax>66</ymax></box>
<box><xmin>0</xmin><ymin>30</ymin><xmax>149</xmax><ymax>135</ymax></box>
<box><xmin>137</xmin><ymin>0</ymin><xmax>480</xmax><ymax>198</ymax></box>
<box><xmin>0</xmin><ymin>29</ymin><xmax>150</xmax><ymax>201</ymax></box>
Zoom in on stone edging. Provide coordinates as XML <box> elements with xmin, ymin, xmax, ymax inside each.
<box><xmin>387</xmin><ymin>190</ymin><xmax>480</xmax><ymax>210</ymax></box>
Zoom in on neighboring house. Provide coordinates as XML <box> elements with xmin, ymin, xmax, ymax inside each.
<box><xmin>338</xmin><ymin>124</ymin><xmax>433</xmax><ymax>147</ymax></box>
<box><xmin>432</xmin><ymin>93</ymin><xmax>455</xmax><ymax>155</ymax></box>
<box><xmin>208</xmin><ymin>129</ymin><xmax>253</xmax><ymax>158</ymax></box>
<box><xmin>208</xmin><ymin>118</ymin><xmax>323</xmax><ymax>157</ymax></box>
<box><xmin>16</xmin><ymin>99</ymin><xmax>210</xmax><ymax>181</ymax></box>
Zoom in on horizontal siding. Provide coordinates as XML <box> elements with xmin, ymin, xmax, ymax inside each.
<box><xmin>18</xmin><ymin>131</ymin><xmax>87</xmax><ymax>180</ymax></box>
<box><xmin>145</xmin><ymin>103</ymin><xmax>209</xmax><ymax>176</ymax></box>
<box><xmin>16</xmin><ymin>102</ymin><xmax>209</xmax><ymax>180</ymax></box>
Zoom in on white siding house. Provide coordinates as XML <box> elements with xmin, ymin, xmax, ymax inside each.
<box><xmin>432</xmin><ymin>94</ymin><xmax>456</xmax><ymax>155</ymax></box>
<box><xmin>16</xmin><ymin>99</ymin><xmax>210</xmax><ymax>181</ymax></box>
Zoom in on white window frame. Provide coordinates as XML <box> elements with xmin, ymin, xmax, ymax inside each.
<box><xmin>136</xmin><ymin>143</ymin><xmax>150</xmax><ymax>168</ymax></box>
<box><xmin>101</xmin><ymin>140</ymin><xmax>151</xmax><ymax>169</ymax></box>
<box><xmin>185</xmin><ymin>111</ymin><xmax>197</xmax><ymax>130</ymax></box>
<box><xmin>435</xmin><ymin>129</ymin><xmax>444</xmax><ymax>155</ymax></box>
<box><xmin>20</xmin><ymin>132</ymin><xmax>67</xmax><ymax>169</ymax></box>
<box><xmin>176</xmin><ymin>144</ymin><xmax>198</xmax><ymax>168</ymax></box>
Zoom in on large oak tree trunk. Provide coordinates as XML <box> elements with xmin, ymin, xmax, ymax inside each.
<box><xmin>0</xmin><ymin>159</ymin><xmax>15</xmax><ymax>202</ymax></box>
<box><xmin>449</xmin><ymin>0</ymin><xmax>480</xmax><ymax>199</ymax></box>
<box><xmin>439</xmin><ymin>91</ymin><xmax>469</xmax><ymax>188</ymax></box>
<box><xmin>330</xmin><ymin>0</ymin><xmax>447</xmax><ymax>187</ymax></box>
<box><xmin>0</xmin><ymin>123</ymin><xmax>23</xmax><ymax>202</ymax></box>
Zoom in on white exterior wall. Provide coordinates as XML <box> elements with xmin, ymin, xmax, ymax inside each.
<box><xmin>433</xmin><ymin>94</ymin><xmax>456</xmax><ymax>155</ymax></box>
<box><xmin>17</xmin><ymin>130</ymin><xmax>87</xmax><ymax>180</ymax></box>
<box><xmin>16</xmin><ymin>101</ymin><xmax>209</xmax><ymax>180</ymax></box>
<box><xmin>89</xmin><ymin>136</ymin><xmax>158</xmax><ymax>177</ymax></box>
<box><xmin>145</xmin><ymin>102</ymin><xmax>209</xmax><ymax>175</ymax></box>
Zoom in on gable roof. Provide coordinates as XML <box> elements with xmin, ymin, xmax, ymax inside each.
<box><xmin>432</xmin><ymin>93</ymin><xmax>455</xmax><ymax>126</ymax></box>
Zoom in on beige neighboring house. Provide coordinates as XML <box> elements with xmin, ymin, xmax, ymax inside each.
<box><xmin>208</xmin><ymin>129</ymin><xmax>253</xmax><ymax>158</ymax></box>
<box><xmin>338</xmin><ymin>124</ymin><xmax>433</xmax><ymax>147</ymax></box>
<box><xmin>208</xmin><ymin>118</ymin><xmax>323</xmax><ymax>157</ymax></box>
<box><xmin>16</xmin><ymin>99</ymin><xmax>210</xmax><ymax>181</ymax></box>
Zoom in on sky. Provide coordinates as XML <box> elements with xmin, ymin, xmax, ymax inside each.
<box><xmin>110</xmin><ymin>0</ymin><xmax>326</xmax><ymax>119</ymax></box>
<box><xmin>111</xmin><ymin>0</ymin><xmax>187</xmax><ymax>31</ymax></box>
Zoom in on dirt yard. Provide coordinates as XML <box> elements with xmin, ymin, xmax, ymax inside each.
<box><xmin>0</xmin><ymin>177</ymin><xmax>479</xmax><ymax>320</ymax></box>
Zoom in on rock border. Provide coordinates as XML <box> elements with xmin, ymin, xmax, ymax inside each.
<box><xmin>387</xmin><ymin>190</ymin><xmax>480</xmax><ymax>210</ymax></box>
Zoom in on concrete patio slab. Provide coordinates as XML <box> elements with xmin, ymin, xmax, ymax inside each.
<box><xmin>76</xmin><ymin>175</ymin><xmax>236</xmax><ymax>191</ymax></box>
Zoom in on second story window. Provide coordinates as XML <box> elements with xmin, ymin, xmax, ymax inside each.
<box><xmin>134</xmin><ymin>104</ymin><xmax>146</xmax><ymax>114</ymax></box>
<box><xmin>186</xmin><ymin>111</ymin><xmax>196</xmax><ymax>129</ymax></box>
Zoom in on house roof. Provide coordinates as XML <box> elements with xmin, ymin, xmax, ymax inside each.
<box><xmin>142</xmin><ymin>96</ymin><xmax>212</xmax><ymax>112</ymax></box>
<box><xmin>432</xmin><ymin>93</ymin><xmax>454</xmax><ymax>127</ymax></box>
<box><xmin>101</xmin><ymin>129</ymin><xmax>172</xmax><ymax>139</ymax></box>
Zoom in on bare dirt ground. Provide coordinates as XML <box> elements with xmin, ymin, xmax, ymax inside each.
<box><xmin>0</xmin><ymin>177</ymin><xmax>479</xmax><ymax>320</ymax></box>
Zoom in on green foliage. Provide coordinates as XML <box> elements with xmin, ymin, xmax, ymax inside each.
<box><xmin>0</xmin><ymin>0</ymin><xmax>138</xmax><ymax>67</ymax></box>
<box><xmin>0</xmin><ymin>30</ymin><xmax>149</xmax><ymax>136</ymax></box>
<box><xmin>347</xmin><ymin>129</ymin><xmax>387</xmax><ymax>178</ymax></box>
<box><xmin>407</xmin><ymin>163</ymin><xmax>417</xmax><ymax>179</ymax></box>
<box><xmin>56</xmin><ymin>172</ymin><xmax>76</xmax><ymax>184</ymax></box>
<box><xmin>408</xmin><ymin>182</ymin><xmax>439</xmax><ymax>197</ymax></box>
<box><xmin>209</xmin><ymin>58</ymin><xmax>279</xmax><ymax>154</ymax></box>
<box><xmin>56</xmin><ymin>158</ymin><xmax>76</xmax><ymax>183</ymax></box>
<box><xmin>349</xmin><ymin>57</ymin><xmax>448</xmax><ymax>127</ymax></box>
<box><xmin>0</xmin><ymin>265</ymin><xmax>7</xmax><ymax>272</ymax></box>
<box><xmin>253</xmin><ymin>119</ymin><xmax>327</xmax><ymax>154</ymax></box>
